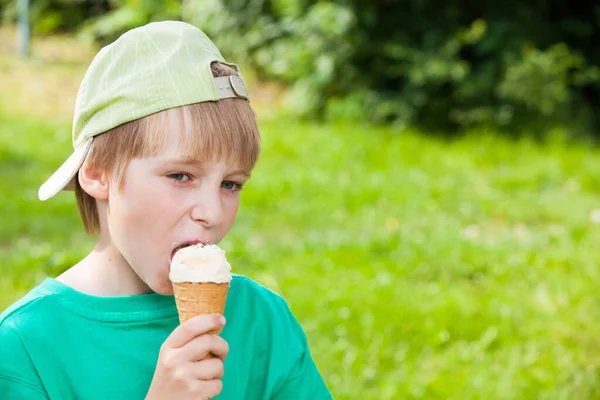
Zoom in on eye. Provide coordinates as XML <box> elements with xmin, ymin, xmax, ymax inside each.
<box><xmin>168</xmin><ymin>173</ymin><xmax>192</xmax><ymax>183</ymax></box>
<box><xmin>221</xmin><ymin>181</ymin><xmax>243</xmax><ymax>192</ymax></box>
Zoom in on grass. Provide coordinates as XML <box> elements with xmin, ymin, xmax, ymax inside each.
<box><xmin>3</xmin><ymin>28</ymin><xmax>600</xmax><ymax>399</ymax></box>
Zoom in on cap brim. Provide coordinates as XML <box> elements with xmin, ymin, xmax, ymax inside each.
<box><xmin>38</xmin><ymin>138</ymin><xmax>92</xmax><ymax>201</ymax></box>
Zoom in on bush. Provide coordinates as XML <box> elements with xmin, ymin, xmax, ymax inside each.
<box><xmin>6</xmin><ymin>0</ymin><xmax>600</xmax><ymax>137</ymax></box>
<box><xmin>184</xmin><ymin>0</ymin><xmax>600</xmax><ymax>137</ymax></box>
<box><xmin>1</xmin><ymin>0</ymin><xmax>109</xmax><ymax>35</ymax></box>
<box><xmin>78</xmin><ymin>0</ymin><xmax>181</xmax><ymax>43</ymax></box>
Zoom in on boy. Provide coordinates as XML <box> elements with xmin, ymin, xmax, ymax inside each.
<box><xmin>0</xmin><ymin>21</ymin><xmax>331</xmax><ymax>399</ymax></box>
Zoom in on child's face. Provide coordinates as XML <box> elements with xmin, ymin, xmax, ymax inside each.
<box><xmin>103</xmin><ymin>118</ymin><xmax>250</xmax><ymax>295</ymax></box>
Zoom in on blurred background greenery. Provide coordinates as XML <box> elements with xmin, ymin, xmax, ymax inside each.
<box><xmin>4</xmin><ymin>0</ymin><xmax>600</xmax><ymax>137</ymax></box>
<box><xmin>2</xmin><ymin>1</ymin><xmax>600</xmax><ymax>399</ymax></box>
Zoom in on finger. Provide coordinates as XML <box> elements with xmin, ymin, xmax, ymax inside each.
<box><xmin>191</xmin><ymin>358</ymin><xmax>225</xmax><ymax>380</ymax></box>
<box><xmin>166</xmin><ymin>314</ymin><xmax>226</xmax><ymax>349</ymax></box>
<box><xmin>185</xmin><ymin>334</ymin><xmax>229</xmax><ymax>362</ymax></box>
<box><xmin>201</xmin><ymin>379</ymin><xmax>223</xmax><ymax>399</ymax></box>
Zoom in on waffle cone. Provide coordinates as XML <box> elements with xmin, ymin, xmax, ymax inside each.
<box><xmin>172</xmin><ymin>282</ymin><xmax>230</xmax><ymax>332</ymax></box>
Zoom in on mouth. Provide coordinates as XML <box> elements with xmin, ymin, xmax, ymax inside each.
<box><xmin>170</xmin><ymin>240</ymin><xmax>210</xmax><ymax>261</ymax></box>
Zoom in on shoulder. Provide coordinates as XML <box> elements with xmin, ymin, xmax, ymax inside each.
<box><xmin>228</xmin><ymin>274</ymin><xmax>305</xmax><ymax>344</ymax></box>
<box><xmin>0</xmin><ymin>287</ymin><xmax>48</xmax><ymax>326</ymax></box>
<box><xmin>227</xmin><ymin>276</ymin><xmax>332</xmax><ymax>398</ymax></box>
<box><xmin>0</xmin><ymin>286</ymin><xmax>51</xmax><ymax>395</ymax></box>
<box><xmin>229</xmin><ymin>274</ymin><xmax>294</xmax><ymax>320</ymax></box>
<box><xmin>1</xmin><ymin>284</ymin><xmax>54</xmax><ymax>331</ymax></box>
<box><xmin>230</xmin><ymin>274</ymin><xmax>287</xmax><ymax>304</ymax></box>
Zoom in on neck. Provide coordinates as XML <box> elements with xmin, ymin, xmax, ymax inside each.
<box><xmin>57</xmin><ymin>239</ymin><xmax>153</xmax><ymax>296</ymax></box>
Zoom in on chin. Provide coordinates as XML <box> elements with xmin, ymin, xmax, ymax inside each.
<box><xmin>150</xmin><ymin>279</ymin><xmax>175</xmax><ymax>296</ymax></box>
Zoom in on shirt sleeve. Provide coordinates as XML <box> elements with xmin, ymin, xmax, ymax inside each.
<box><xmin>0</xmin><ymin>321</ymin><xmax>49</xmax><ymax>399</ymax></box>
<box><xmin>271</xmin><ymin>304</ymin><xmax>333</xmax><ymax>400</ymax></box>
<box><xmin>0</xmin><ymin>376</ymin><xmax>50</xmax><ymax>399</ymax></box>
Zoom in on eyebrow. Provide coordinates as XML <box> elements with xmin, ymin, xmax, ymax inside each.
<box><xmin>164</xmin><ymin>158</ymin><xmax>251</xmax><ymax>177</ymax></box>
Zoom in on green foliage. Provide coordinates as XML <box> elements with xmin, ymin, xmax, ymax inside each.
<box><xmin>183</xmin><ymin>0</ymin><xmax>600</xmax><ymax>136</ymax></box>
<box><xmin>1</xmin><ymin>0</ymin><xmax>108</xmax><ymax>34</ymax></box>
<box><xmin>493</xmin><ymin>44</ymin><xmax>600</xmax><ymax>132</ymax></box>
<box><xmin>184</xmin><ymin>0</ymin><xmax>355</xmax><ymax>115</ymax></box>
<box><xmin>78</xmin><ymin>0</ymin><xmax>181</xmax><ymax>43</ymax></box>
<box><xmin>5</xmin><ymin>1</ymin><xmax>600</xmax><ymax>136</ymax></box>
<box><xmin>0</xmin><ymin>0</ymin><xmax>178</xmax><ymax>38</ymax></box>
<box><xmin>181</xmin><ymin>0</ymin><xmax>353</xmax><ymax>123</ymax></box>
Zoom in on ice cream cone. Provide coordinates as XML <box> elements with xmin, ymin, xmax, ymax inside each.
<box><xmin>169</xmin><ymin>243</ymin><xmax>232</xmax><ymax>360</ymax></box>
<box><xmin>172</xmin><ymin>281</ymin><xmax>230</xmax><ymax>332</ymax></box>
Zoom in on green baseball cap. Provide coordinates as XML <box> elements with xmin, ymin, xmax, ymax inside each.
<box><xmin>38</xmin><ymin>20</ymin><xmax>250</xmax><ymax>201</ymax></box>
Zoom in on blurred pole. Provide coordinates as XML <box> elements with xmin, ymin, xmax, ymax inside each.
<box><xmin>18</xmin><ymin>0</ymin><xmax>30</xmax><ymax>58</ymax></box>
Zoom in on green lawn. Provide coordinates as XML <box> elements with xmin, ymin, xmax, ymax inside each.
<box><xmin>3</xmin><ymin>33</ymin><xmax>600</xmax><ymax>399</ymax></box>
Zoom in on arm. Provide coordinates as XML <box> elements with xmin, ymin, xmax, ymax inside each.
<box><xmin>271</xmin><ymin>348</ymin><xmax>332</xmax><ymax>400</ymax></box>
<box><xmin>0</xmin><ymin>376</ymin><xmax>49</xmax><ymax>399</ymax></box>
<box><xmin>0</xmin><ymin>322</ymin><xmax>49</xmax><ymax>399</ymax></box>
<box><xmin>271</xmin><ymin>305</ymin><xmax>332</xmax><ymax>400</ymax></box>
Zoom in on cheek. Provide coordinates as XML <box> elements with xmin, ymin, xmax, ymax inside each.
<box><xmin>114</xmin><ymin>192</ymin><xmax>157</xmax><ymax>227</ymax></box>
<box><xmin>110</xmin><ymin>183</ymin><xmax>181</xmax><ymax>245</ymax></box>
<box><xmin>109</xmin><ymin>187</ymin><xmax>182</xmax><ymax>282</ymax></box>
<box><xmin>221</xmin><ymin>197</ymin><xmax>241</xmax><ymax>228</ymax></box>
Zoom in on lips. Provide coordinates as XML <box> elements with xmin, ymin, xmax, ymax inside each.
<box><xmin>170</xmin><ymin>240</ymin><xmax>210</xmax><ymax>261</ymax></box>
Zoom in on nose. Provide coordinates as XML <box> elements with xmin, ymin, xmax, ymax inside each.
<box><xmin>190</xmin><ymin>184</ymin><xmax>224</xmax><ymax>227</ymax></box>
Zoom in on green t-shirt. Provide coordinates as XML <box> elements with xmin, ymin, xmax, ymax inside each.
<box><xmin>0</xmin><ymin>275</ymin><xmax>331</xmax><ymax>399</ymax></box>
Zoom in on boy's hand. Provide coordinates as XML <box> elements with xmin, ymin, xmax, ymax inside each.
<box><xmin>146</xmin><ymin>314</ymin><xmax>228</xmax><ymax>400</ymax></box>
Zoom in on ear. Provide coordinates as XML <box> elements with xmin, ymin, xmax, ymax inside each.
<box><xmin>78</xmin><ymin>162</ymin><xmax>109</xmax><ymax>200</ymax></box>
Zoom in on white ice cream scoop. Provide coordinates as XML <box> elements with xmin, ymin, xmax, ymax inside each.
<box><xmin>169</xmin><ymin>243</ymin><xmax>232</xmax><ymax>284</ymax></box>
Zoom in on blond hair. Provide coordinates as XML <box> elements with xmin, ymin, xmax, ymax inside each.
<box><xmin>75</xmin><ymin>63</ymin><xmax>261</xmax><ymax>235</ymax></box>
